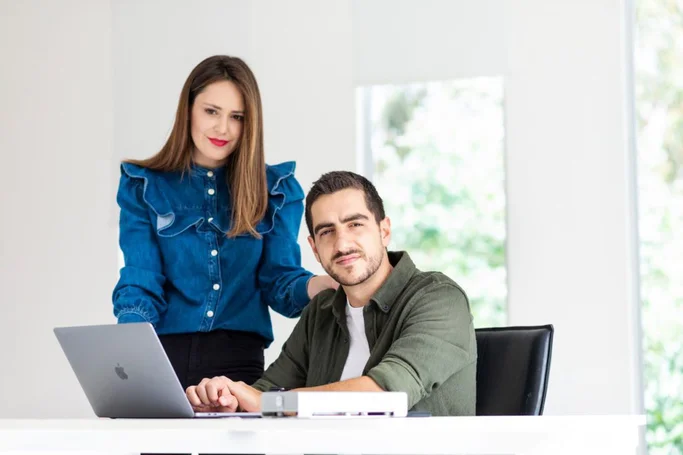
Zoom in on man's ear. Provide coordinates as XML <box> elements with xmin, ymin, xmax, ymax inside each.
<box><xmin>307</xmin><ymin>236</ymin><xmax>321</xmax><ymax>264</ymax></box>
<box><xmin>380</xmin><ymin>217</ymin><xmax>391</xmax><ymax>247</ymax></box>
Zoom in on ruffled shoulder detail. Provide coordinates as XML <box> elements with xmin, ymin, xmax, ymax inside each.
<box><xmin>266</xmin><ymin>161</ymin><xmax>305</xmax><ymax>202</ymax></box>
<box><xmin>256</xmin><ymin>161</ymin><xmax>305</xmax><ymax>235</ymax></box>
<box><xmin>120</xmin><ymin>162</ymin><xmax>203</xmax><ymax>237</ymax></box>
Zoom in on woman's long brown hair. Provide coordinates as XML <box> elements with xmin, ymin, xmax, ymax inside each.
<box><xmin>125</xmin><ymin>55</ymin><xmax>268</xmax><ymax>238</ymax></box>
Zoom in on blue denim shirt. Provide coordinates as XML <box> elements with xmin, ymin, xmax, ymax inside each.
<box><xmin>112</xmin><ymin>161</ymin><xmax>313</xmax><ymax>346</ymax></box>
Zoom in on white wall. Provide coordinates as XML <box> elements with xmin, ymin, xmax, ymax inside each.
<box><xmin>0</xmin><ymin>0</ymin><xmax>116</xmax><ymax>417</ymax></box>
<box><xmin>352</xmin><ymin>0</ymin><xmax>506</xmax><ymax>85</ymax></box>
<box><xmin>0</xmin><ymin>0</ymin><xmax>641</xmax><ymax>419</ymax></box>
<box><xmin>502</xmin><ymin>0</ymin><xmax>642</xmax><ymax>416</ymax></box>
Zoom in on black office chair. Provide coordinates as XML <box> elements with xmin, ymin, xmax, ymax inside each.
<box><xmin>475</xmin><ymin>324</ymin><xmax>554</xmax><ymax>416</ymax></box>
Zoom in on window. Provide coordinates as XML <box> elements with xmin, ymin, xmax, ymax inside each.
<box><xmin>357</xmin><ymin>77</ymin><xmax>507</xmax><ymax>327</ymax></box>
<box><xmin>635</xmin><ymin>1</ymin><xmax>683</xmax><ymax>454</ymax></box>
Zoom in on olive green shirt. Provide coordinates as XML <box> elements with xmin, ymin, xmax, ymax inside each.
<box><xmin>253</xmin><ymin>251</ymin><xmax>477</xmax><ymax>416</ymax></box>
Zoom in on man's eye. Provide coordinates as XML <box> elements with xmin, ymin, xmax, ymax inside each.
<box><xmin>320</xmin><ymin>230</ymin><xmax>331</xmax><ymax>237</ymax></box>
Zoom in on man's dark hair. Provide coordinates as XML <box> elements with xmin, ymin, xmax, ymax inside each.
<box><xmin>305</xmin><ymin>171</ymin><xmax>386</xmax><ymax>237</ymax></box>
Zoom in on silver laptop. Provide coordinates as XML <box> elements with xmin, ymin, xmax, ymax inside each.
<box><xmin>54</xmin><ymin>322</ymin><xmax>260</xmax><ymax>419</ymax></box>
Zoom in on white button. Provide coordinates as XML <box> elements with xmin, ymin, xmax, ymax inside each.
<box><xmin>213</xmin><ymin>283</ymin><xmax>220</xmax><ymax>291</ymax></box>
<box><xmin>211</xmin><ymin>249</ymin><xmax>218</xmax><ymax>256</ymax></box>
<box><xmin>208</xmin><ymin>217</ymin><xmax>214</xmax><ymax>223</ymax></box>
<box><xmin>207</xmin><ymin>171</ymin><xmax>214</xmax><ymax>178</ymax></box>
<box><xmin>206</xmin><ymin>310</ymin><xmax>214</xmax><ymax>317</ymax></box>
<box><xmin>207</xmin><ymin>188</ymin><xmax>215</xmax><ymax>195</ymax></box>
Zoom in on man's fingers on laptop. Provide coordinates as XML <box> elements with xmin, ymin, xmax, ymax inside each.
<box><xmin>208</xmin><ymin>377</ymin><xmax>229</xmax><ymax>403</ymax></box>
<box><xmin>186</xmin><ymin>385</ymin><xmax>202</xmax><ymax>407</ymax></box>
<box><xmin>206</xmin><ymin>376</ymin><xmax>228</xmax><ymax>402</ymax></box>
<box><xmin>189</xmin><ymin>377</ymin><xmax>210</xmax><ymax>404</ymax></box>
<box><xmin>191</xmin><ymin>403</ymin><xmax>212</xmax><ymax>412</ymax></box>
<box><xmin>185</xmin><ymin>385</ymin><xmax>206</xmax><ymax>406</ymax></box>
<box><xmin>218</xmin><ymin>390</ymin><xmax>237</xmax><ymax>410</ymax></box>
<box><xmin>195</xmin><ymin>380</ymin><xmax>212</xmax><ymax>405</ymax></box>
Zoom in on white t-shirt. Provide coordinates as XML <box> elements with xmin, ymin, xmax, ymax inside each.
<box><xmin>339</xmin><ymin>301</ymin><xmax>371</xmax><ymax>381</ymax></box>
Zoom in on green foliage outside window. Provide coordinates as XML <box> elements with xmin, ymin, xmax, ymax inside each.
<box><xmin>636</xmin><ymin>1</ymin><xmax>683</xmax><ymax>453</ymax></box>
<box><xmin>368</xmin><ymin>78</ymin><xmax>506</xmax><ymax>328</ymax></box>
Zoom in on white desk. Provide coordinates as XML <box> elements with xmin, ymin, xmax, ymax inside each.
<box><xmin>0</xmin><ymin>415</ymin><xmax>645</xmax><ymax>455</ymax></box>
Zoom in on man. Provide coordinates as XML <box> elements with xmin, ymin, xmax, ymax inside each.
<box><xmin>186</xmin><ymin>171</ymin><xmax>477</xmax><ymax>416</ymax></box>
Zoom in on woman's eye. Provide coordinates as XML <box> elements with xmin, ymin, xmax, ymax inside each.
<box><xmin>232</xmin><ymin>114</ymin><xmax>244</xmax><ymax>121</ymax></box>
<box><xmin>205</xmin><ymin>108</ymin><xmax>217</xmax><ymax>115</ymax></box>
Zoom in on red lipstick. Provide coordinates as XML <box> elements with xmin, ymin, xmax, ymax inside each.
<box><xmin>209</xmin><ymin>138</ymin><xmax>229</xmax><ymax>147</ymax></box>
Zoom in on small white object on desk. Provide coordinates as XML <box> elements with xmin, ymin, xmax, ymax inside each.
<box><xmin>260</xmin><ymin>390</ymin><xmax>408</xmax><ymax>417</ymax></box>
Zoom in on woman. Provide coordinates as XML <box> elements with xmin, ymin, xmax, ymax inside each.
<box><xmin>112</xmin><ymin>55</ymin><xmax>337</xmax><ymax>390</ymax></box>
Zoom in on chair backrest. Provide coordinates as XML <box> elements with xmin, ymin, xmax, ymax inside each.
<box><xmin>475</xmin><ymin>324</ymin><xmax>554</xmax><ymax>416</ymax></box>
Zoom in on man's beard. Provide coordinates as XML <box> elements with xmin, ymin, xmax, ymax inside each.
<box><xmin>324</xmin><ymin>247</ymin><xmax>384</xmax><ymax>287</ymax></box>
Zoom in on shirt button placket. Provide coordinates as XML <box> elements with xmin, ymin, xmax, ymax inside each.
<box><xmin>207</xmin><ymin>238</ymin><xmax>221</xmax><ymax>325</ymax></box>
<box><xmin>204</xmin><ymin>175</ymin><xmax>219</xmax><ymax>329</ymax></box>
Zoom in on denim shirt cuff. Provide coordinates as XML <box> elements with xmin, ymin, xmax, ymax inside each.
<box><xmin>117</xmin><ymin>312</ymin><xmax>149</xmax><ymax>324</ymax></box>
<box><xmin>292</xmin><ymin>274</ymin><xmax>314</xmax><ymax>308</ymax></box>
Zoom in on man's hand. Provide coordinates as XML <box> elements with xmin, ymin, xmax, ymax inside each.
<box><xmin>186</xmin><ymin>376</ymin><xmax>263</xmax><ymax>413</ymax></box>
<box><xmin>225</xmin><ymin>380</ymin><xmax>262</xmax><ymax>412</ymax></box>
<box><xmin>186</xmin><ymin>376</ymin><xmax>238</xmax><ymax>412</ymax></box>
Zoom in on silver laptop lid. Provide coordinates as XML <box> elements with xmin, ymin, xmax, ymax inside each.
<box><xmin>54</xmin><ymin>323</ymin><xmax>195</xmax><ymax>418</ymax></box>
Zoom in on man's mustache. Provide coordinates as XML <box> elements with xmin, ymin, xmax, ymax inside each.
<box><xmin>332</xmin><ymin>250</ymin><xmax>363</xmax><ymax>261</ymax></box>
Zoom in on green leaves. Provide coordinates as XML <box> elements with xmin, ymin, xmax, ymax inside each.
<box><xmin>369</xmin><ymin>78</ymin><xmax>506</xmax><ymax>328</ymax></box>
<box><xmin>636</xmin><ymin>0</ymin><xmax>683</xmax><ymax>453</ymax></box>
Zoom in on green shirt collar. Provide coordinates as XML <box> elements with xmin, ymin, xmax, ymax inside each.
<box><xmin>332</xmin><ymin>251</ymin><xmax>417</xmax><ymax>319</ymax></box>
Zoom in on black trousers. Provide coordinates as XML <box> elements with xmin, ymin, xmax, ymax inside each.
<box><xmin>143</xmin><ymin>329</ymin><xmax>266</xmax><ymax>455</ymax></box>
<box><xmin>159</xmin><ymin>328</ymin><xmax>266</xmax><ymax>390</ymax></box>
